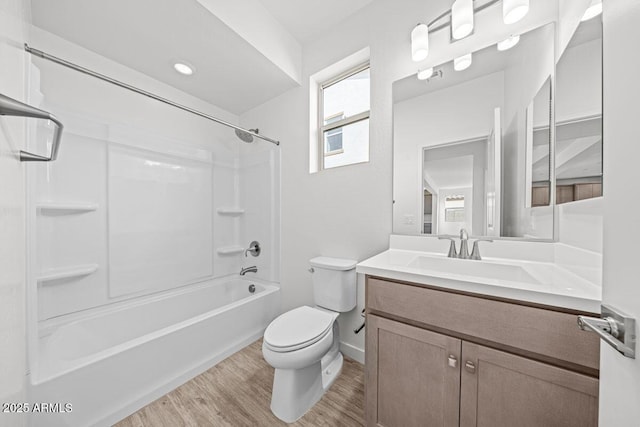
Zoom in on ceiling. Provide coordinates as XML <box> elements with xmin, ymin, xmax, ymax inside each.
<box><xmin>258</xmin><ymin>0</ymin><xmax>374</xmax><ymax>43</ymax></box>
<box><xmin>30</xmin><ymin>0</ymin><xmax>373</xmax><ymax>115</ymax></box>
<box><xmin>424</xmin><ymin>155</ymin><xmax>474</xmax><ymax>191</ymax></box>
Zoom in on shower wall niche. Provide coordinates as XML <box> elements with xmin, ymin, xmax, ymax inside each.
<box><xmin>26</xmin><ymin>33</ymin><xmax>280</xmax><ymax>323</ymax></box>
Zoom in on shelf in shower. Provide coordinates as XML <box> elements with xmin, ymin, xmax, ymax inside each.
<box><xmin>37</xmin><ymin>264</ymin><xmax>99</xmax><ymax>283</ymax></box>
<box><xmin>217</xmin><ymin>246</ymin><xmax>245</xmax><ymax>255</ymax></box>
<box><xmin>216</xmin><ymin>208</ymin><xmax>245</xmax><ymax>215</ymax></box>
<box><xmin>37</xmin><ymin>202</ymin><xmax>99</xmax><ymax>214</ymax></box>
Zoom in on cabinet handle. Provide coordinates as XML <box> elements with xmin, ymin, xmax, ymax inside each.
<box><xmin>447</xmin><ymin>355</ymin><xmax>458</xmax><ymax>368</ymax></box>
<box><xmin>465</xmin><ymin>361</ymin><xmax>476</xmax><ymax>374</ymax></box>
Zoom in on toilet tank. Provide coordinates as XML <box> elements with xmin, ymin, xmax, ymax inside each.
<box><xmin>309</xmin><ymin>257</ymin><xmax>357</xmax><ymax>312</ymax></box>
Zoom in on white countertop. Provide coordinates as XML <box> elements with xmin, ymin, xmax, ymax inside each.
<box><xmin>357</xmin><ymin>248</ymin><xmax>602</xmax><ymax>313</ymax></box>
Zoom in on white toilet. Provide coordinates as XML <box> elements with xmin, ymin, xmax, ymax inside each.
<box><xmin>262</xmin><ymin>256</ymin><xmax>357</xmax><ymax>423</ymax></box>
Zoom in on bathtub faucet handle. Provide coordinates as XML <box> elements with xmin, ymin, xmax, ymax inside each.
<box><xmin>245</xmin><ymin>241</ymin><xmax>261</xmax><ymax>257</ymax></box>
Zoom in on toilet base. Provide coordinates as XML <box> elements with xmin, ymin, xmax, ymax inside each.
<box><xmin>270</xmin><ymin>350</ymin><xmax>343</xmax><ymax>423</ymax></box>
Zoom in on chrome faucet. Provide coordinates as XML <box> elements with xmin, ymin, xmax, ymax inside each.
<box><xmin>458</xmin><ymin>228</ymin><xmax>470</xmax><ymax>259</ymax></box>
<box><xmin>240</xmin><ymin>266</ymin><xmax>258</xmax><ymax>276</ymax></box>
<box><xmin>438</xmin><ymin>236</ymin><xmax>458</xmax><ymax>258</ymax></box>
<box><xmin>439</xmin><ymin>229</ymin><xmax>492</xmax><ymax>260</ymax></box>
<box><xmin>470</xmin><ymin>239</ymin><xmax>493</xmax><ymax>260</ymax></box>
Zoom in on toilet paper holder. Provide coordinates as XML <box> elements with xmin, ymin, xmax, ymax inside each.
<box><xmin>354</xmin><ymin>308</ymin><xmax>365</xmax><ymax>334</ymax></box>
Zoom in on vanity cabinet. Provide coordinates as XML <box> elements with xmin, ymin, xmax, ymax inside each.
<box><xmin>365</xmin><ymin>277</ymin><xmax>600</xmax><ymax>427</ymax></box>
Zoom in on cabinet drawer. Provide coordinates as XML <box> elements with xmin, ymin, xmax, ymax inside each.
<box><xmin>366</xmin><ymin>277</ymin><xmax>600</xmax><ymax>373</ymax></box>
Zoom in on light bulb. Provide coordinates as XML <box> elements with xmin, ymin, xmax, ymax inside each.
<box><xmin>417</xmin><ymin>68</ymin><xmax>434</xmax><ymax>80</ymax></box>
<box><xmin>454</xmin><ymin>53</ymin><xmax>472</xmax><ymax>71</ymax></box>
<box><xmin>452</xmin><ymin>0</ymin><xmax>474</xmax><ymax>40</ymax></box>
<box><xmin>503</xmin><ymin>0</ymin><xmax>529</xmax><ymax>24</ymax></box>
<box><xmin>411</xmin><ymin>23</ymin><xmax>429</xmax><ymax>62</ymax></box>
<box><xmin>497</xmin><ymin>34</ymin><xmax>520</xmax><ymax>51</ymax></box>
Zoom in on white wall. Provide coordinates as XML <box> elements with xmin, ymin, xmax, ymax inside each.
<box><xmin>393</xmin><ymin>72</ymin><xmax>502</xmax><ymax>235</ymax></box>
<box><xmin>0</xmin><ymin>1</ymin><xmax>30</xmax><ymax>426</ymax></box>
<box><xmin>599</xmin><ymin>0</ymin><xmax>640</xmax><ymax>424</ymax></box>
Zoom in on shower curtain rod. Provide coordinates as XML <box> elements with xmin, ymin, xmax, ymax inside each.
<box><xmin>24</xmin><ymin>44</ymin><xmax>280</xmax><ymax>146</ymax></box>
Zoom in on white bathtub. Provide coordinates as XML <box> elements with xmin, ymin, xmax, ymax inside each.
<box><xmin>28</xmin><ymin>276</ymin><xmax>280</xmax><ymax>427</ymax></box>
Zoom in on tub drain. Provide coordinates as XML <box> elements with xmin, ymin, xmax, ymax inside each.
<box><xmin>248</xmin><ymin>284</ymin><xmax>256</xmax><ymax>293</ymax></box>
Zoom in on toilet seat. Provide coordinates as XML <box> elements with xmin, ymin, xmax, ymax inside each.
<box><xmin>264</xmin><ymin>306</ymin><xmax>338</xmax><ymax>353</ymax></box>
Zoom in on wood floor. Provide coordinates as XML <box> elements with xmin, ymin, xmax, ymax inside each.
<box><xmin>115</xmin><ymin>339</ymin><xmax>364</xmax><ymax>427</ymax></box>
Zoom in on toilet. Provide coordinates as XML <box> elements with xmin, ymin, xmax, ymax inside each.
<box><xmin>262</xmin><ymin>256</ymin><xmax>357</xmax><ymax>423</ymax></box>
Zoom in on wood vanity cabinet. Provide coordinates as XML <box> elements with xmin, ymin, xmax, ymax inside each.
<box><xmin>365</xmin><ymin>277</ymin><xmax>600</xmax><ymax>427</ymax></box>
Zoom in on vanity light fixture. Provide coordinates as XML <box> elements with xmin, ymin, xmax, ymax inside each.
<box><xmin>411</xmin><ymin>0</ymin><xmax>530</xmax><ymax>63</ymax></box>
<box><xmin>173</xmin><ymin>62</ymin><xmax>194</xmax><ymax>76</ymax></box>
<box><xmin>451</xmin><ymin>0</ymin><xmax>474</xmax><ymax>39</ymax></box>
<box><xmin>411</xmin><ymin>23</ymin><xmax>429</xmax><ymax>62</ymax></box>
<box><xmin>581</xmin><ymin>0</ymin><xmax>602</xmax><ymax>21</ymax></box>
<box><xmin>503</xmin><ymin>0</ymin><xmax>529</xmax><ymax>24</ymax></box>
<box><xmin>497</xmin><ymin>34</ymin><xmax>520</xmax><ymax>51</ymax></box>
<box><xmin>417</xmin><ymin>67</ymin><xmax>434</xmax><ymax>80</ymax></box>
<box><xmin>454</xmin><ymin>53</ymin><xmax>472</xmax><ymax>71</ymax></box>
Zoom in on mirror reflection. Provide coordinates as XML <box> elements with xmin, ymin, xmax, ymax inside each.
<box><xmin>422</xmin><ymin>137</ymin><xmax>492</xmax><ymax>235</ymax></box>
<box><xmin>527</xmin><ymin>77</ymin><xmax>552</xmax><ymax>207</ymax></box>
<box><xmin>555</xmin><ymin>15</ymin><xmax>602</xmax><ymax>204</ymax></box>
<box><xmin>393</xmin><ymin>23</ymin><xmax>555</xmax><ymax>239</ymax></box>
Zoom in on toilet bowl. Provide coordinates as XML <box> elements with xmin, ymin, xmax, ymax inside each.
<box><xmin>262</xmin><ymin>257</ymin><xmax>357</xmax><ymax>423</ymax></box>
<box><xmin>262</xmin><ymin>306</ymin><xmax>342</xmax><ymax>422</ymax></box>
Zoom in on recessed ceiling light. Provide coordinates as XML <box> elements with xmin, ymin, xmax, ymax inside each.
<box><xmin>581</xmin><ymin>0</ymin><xmax>602</xmax><ymax>21</ymax></box>
<box><xmin>497</xmin><ymin>34</ymin><xmax>520</xmax><ymax>51</ymax></box>
<box><xmin>174</xmin><ymin>62</ymin><xmax>194</xmax><ymax>76</ymax></box>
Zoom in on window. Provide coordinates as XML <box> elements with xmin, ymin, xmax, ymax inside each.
<box><xmin>444</xmin><ymin>196</ymin><xmax>465</xmax><ymax>222</ymax></box>
<box><xmin>319</xmin><ymin>63</ymin><xmax>370</xmax><ymax>170</ymax></box>
<box><xmin>324</xmin><ymin>113</ymin><xmax>344</xmax><ymax>155</ymax></box>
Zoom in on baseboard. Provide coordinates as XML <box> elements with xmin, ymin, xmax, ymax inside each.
<box><xmin>340</xmin><ymin>341</ymin><xmax>364</xmax><ymax>364</ymax></box>
<box><xmin>96</xmin><ymin>331</ymin><xmax>265</xmax><ymax>427</ymax></box>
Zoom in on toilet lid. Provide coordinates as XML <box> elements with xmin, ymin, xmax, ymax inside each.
<box><xmin>264</xmin><ymin>306</ymin><xmax>337</xmax><ymax>351</ymax></box>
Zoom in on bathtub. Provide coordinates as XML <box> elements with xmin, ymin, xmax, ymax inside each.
<box><xmin>28</xmin><ymin>276</ymin><xmax>280</xmax><ymax>427</ymax></box>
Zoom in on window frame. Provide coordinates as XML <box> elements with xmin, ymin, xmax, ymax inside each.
<box><xmin>317</xmin><ymin>61</ymin><xmax>370</xmax><ymax>170</ymax></box>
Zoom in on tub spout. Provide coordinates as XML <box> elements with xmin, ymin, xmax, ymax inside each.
<box><xmin>240</xmin><ymin>266</ymin><xmax>258</xmax><ymax>276</ymax></box>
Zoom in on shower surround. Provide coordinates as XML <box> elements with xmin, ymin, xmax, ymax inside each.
<box><xmin>25</xmin><ymin>28</ymin><xmax>280</xmax><ymax>426</ymax></box>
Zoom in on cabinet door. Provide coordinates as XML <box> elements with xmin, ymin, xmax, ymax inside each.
<box><xmin>365</xmin><ymin>315</ymin><xmax>461</xmax><ymax>427</ymax></box>
<box><xmin>460</xmin><ymin>342</ymin><xmax>599</xmax><ymax>427</ymax></box>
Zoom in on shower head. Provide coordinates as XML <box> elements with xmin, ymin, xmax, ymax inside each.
<box><xmin>235</xmin><ymin>128</ymin><xmax>258</xmax><ymax>143</ymax></box>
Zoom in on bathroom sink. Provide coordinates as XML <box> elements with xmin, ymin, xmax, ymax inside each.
<box><xmin>406</xmin><ymin>255</ymin><xmax>541</xmax><ymax>285</ymax></box>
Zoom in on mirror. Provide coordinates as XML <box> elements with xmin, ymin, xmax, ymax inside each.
<box><xmin>393</xmin><ymin>23</ymin><xmax>555</xmax><ymax>239</ymax></box>
<box><xmin>526</xmin><ymin>77</ymin><xmax>552</xmax><ymax>208</ymax></box>
<box><xmin>555</xmin><ymin>15</ymin><xmax>602</xmax><ymax>204</ymax></box>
